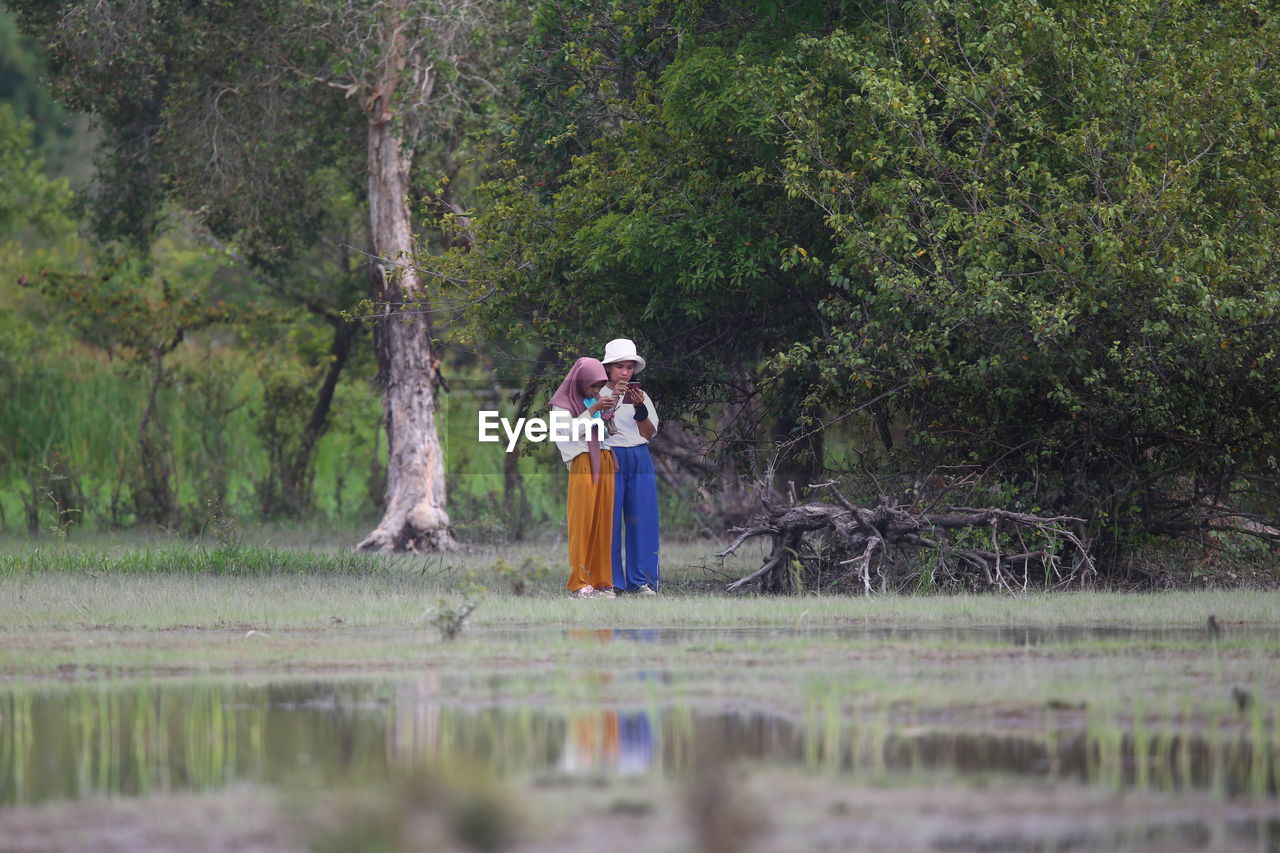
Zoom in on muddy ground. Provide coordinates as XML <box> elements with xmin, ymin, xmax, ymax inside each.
<box><xmin>3</xmin><ymin>771</ymin><xmax>1278</xmax><ymax>853</ymax></box>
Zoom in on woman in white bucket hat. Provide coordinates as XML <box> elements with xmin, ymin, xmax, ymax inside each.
<box><xmin>599</xmin><ymin>338</ymin><xmax>661</xmax><ymax>595</ymax></box>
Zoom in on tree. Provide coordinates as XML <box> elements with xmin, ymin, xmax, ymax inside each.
<box><xmin>0</xmin><ymin>8</ymin><xmax>87</xmax><ymax>176</ymax></box>
<box><xmin>0</xmin><ymin>104</ymin><xmax>68</xmax><ymax>235</ymax></box>
<box><xmin>9</xmin><ymin>0</ymin><xmax>371</xmax><ymax>525</ymax></box>
<box><xmin>334</xmin><ymin>0</ymin><xmax>473</xmax><ymax>551</ymax></box>
<box><xmin>12</xmin><ymin>0</ymin><xmax>526</xmax><ymax>547</ymax></box>
<box><xmin>772</xmin><ymin>0</ymin><xmax>1280</xmax><ymax>560</ymax></box>
<box><xmin>0</xmin><ymin>102</ymin><xmax>75</xmax><ymax>533</ymax></box>
<box><xmin>444</xmin><ymin>0</ymin><xmax>1280</xmax><ymax>570</ymax></box>
<box><xmin>35</xmin><ymin>250</ymin><xmax>234</xmax><ymax>526</ymax></box>
<box><xmin>437</xmin><ymin>0</ymin><xmax>840</xmax><ymax>496</ymax></box>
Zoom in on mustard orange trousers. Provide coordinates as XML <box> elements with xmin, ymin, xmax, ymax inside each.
<box><xmin>566</xmin><ymin>449</ymin><xmax>616</xmax><ymax>592</ymax></box>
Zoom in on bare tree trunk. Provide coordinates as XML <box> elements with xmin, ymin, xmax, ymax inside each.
<box><xmin>356</xmin><ymin>14</ymin><xmax>456</xmax><ymax>552</ymax></box>
<box><xmin>135</xmin><ymin>354</ymin><xmax>176</xmax><ymax>527</ymax></box>
<box><xmin>265</xmin><ymin>319</ymin><xmax>360</xmax><ymax>519</ymax></box>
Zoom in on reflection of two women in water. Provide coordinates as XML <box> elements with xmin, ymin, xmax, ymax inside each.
<box><xmin>561</xmin><ymin>629</ymin><xmax>658</xmax><ymax>775</ymax></box>
<box><xmin>388</xmin><ymin>631</ymin><xmax>660</xmax><ymax>774</ymax></box>
<box><xmin>561</xmin><ymin>708</ymin><xmax>655</xmax><ymax>775</ymax></box>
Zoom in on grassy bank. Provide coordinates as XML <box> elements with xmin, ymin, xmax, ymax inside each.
<box><xmin>3</xmin><ymin>574</ymin><xmax>1280</xmax><ymax>631</ymax></box>
<box><xmin>1</xmin><ymin>540</ymin><xmax>1278</xmax><ymax>630</ymax></box>
<box><xmin>0</xmin><ymin>543</ymin><xmax>1276</xmax><ymax>716</ymax></box>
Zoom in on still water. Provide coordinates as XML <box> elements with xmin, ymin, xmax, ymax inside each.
<box><xmin>484</xmin><ymin>624</ymin><xmax>1280</xmax><ymax>645</ymax></box>
<box><xmin>1</xmin><ymin>677</ymin><xmax>1275</xmax><ymax>806</ymax></box>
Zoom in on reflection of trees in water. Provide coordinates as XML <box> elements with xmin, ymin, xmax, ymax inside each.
<box><xmin>387</xmin><ymin>666</ymin><xmax>665</xmax><ymax>776</ymax></box>
<box><xmin>1</xmin><ymin>683</ymin><xmax>1275</xmax><ymax>805</ymax></box>
<box><xmin>387</xmin><ymin>673</ymin><xmax>442</xmax><ymax>766</ymax></box>
<box><xmin>0</xmin><ymin>682</ymin><xmax>408</xmax><ymax>803</ymax></box>
<box><xmin>2</xmin><ymin>684</ymin><xmax>267</xmax><ymax>802</ymax></box>
<box><xmin>387</xmin><ymin>675</ymin><xmax>567</xmax><ymax>773</ymax></box>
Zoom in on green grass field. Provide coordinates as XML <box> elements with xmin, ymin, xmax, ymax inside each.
<box><xmin>3</xmin><ymin>537</ymin><xmax>1278</xmax><ymax>630</ymax></box>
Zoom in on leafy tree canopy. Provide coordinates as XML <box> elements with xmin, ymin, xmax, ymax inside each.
<box><xmin>445</xmin><ymin>0</ymin><xmax>1280</xmax><ymax>559</ymax></box>
<box><xmin>0</xmin><ymin>103</ymin><xmax>70</xmax><ymax>236</ymax></box>
<box><xmin>8</xmin><ymin>0</ymin><xmax>368</xmax><ymax>271</ymax></box>
<box><xmin>0</xmin><ymin>8</ymin><xmax>76</xmax><ymax>151</ymax></box>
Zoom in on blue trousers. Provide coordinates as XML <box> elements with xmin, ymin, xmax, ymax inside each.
<box><xmin>610</xmin><ymin>444</ymin><xmax>661</xmax><ymax>591</ymax></box>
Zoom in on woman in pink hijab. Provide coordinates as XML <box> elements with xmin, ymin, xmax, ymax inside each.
<box><xmin>550</xmin><ymin>357</ymin><xmax>619</xmax><ymax>599</ymax></box>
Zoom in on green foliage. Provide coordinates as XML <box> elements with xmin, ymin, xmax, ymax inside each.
<box><xmin>0</xmin><ymin>7</ymin><xmax>86</xmax><ymax>173</ymax></box>
<box><xmin>422</xmin><ymin>597</ymin><xmax>479</xmax><ymax>640</ymax></box>
<box><xmin>37</xmin><ymin>248</ymin><xmax>233</xmax><ymax>363</ymax></box>
<box><xmin>30</xmin><ymin>246</ymin><xmax>236</xmax><ymax>524</ymax></box>
<box><xmin>9</xmin><ymin>0</ymin><xmax>302</xmax><ymax>244</ymax></box>
<box><xmin>0</xmin><ymin>103</ymin><xmax>70</xmax><ymax>236</ymax></box>
<box><xmin>8</xmin><ymin>0</ymin><xmax>521</xmax><ymax>257</ymax></box>
<box><xmin>3</xmin><ymin>1</ymin><xmax>387</xmax><ymax>531</ymax></box>
<box><xmin>0</xmin><ymin>231</ymin><xmax>389</xmax><ymax>533</ymax></box>
<box><xmin>6</xmin><ymin>0</ymin><xmax>533</xmax><ymax>541</ymax></box>
<box><xmin>435</xmin><ymin>1</ymin><xmax>869</xmax><ymax>490</ymax></box>
<box><xmin>773</xmin><ymin>0</ymin><xmax>1280</xmax><ymax>553</ymax></box>
<box><xmin>0</xmin><ymin>545</ymin><xmax>390</xmax><ymax>577</ymax></box>
<box><xmin>488</xmin><ymin>554</ymin><xmax>553</xmax><ymax>594</ymax></box>
<box><xmin>246</xmin><ymin>314</ymin><xmax>360</xmax><ymax>519</ymax></box>
<box><xmin>445</xmin><ymin>0</ymin><xmax>1280</xmax><ymax>564</ymax></box>
<box><xmin>0</xmin><ymin>333</ymin><xmax>392</xmax><ymax>535</ymax></box>
<box><xmin>200</xmin><ymin>496</ymin><xmax>244</xmax><ymax>554</ymax></box>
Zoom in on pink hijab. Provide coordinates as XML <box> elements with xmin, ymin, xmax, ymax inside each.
<box><xmin>549</xmin><ymin>357</ymin><xmax>608</xmax><ymax>482</ymax></box>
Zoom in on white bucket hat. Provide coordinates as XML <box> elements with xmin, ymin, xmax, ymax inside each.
<box><xmin>601</xmin><ymin>338</ymin><xmax>647</xmax><ymax>373</ymax></box>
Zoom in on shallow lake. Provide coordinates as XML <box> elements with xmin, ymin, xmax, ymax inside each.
<box><xmin>479</xmin><ymin>624</ymin><xmax>1280</xmax><ymax>645</ymax></box>
<box><xmin>3</xmin><ymin>676</ymin><xmax>1275</xmax><ymax>806</ymax></box>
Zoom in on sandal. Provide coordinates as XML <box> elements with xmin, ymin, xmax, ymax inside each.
<box><xmin>570</xmin><ymin>585</ymin><xmax>597</xmax><ymax>599</ymax></box>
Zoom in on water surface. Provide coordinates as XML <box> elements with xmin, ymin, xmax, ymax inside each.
<box><xmin>2</xmin><ymin>679</ymin><xmax>1274</xmax><ymax>806</ymax></box>
<box><xmin>524</xmin><ymin>624</ymin><xmax>1280</xmax><ymax>645</ymax></box>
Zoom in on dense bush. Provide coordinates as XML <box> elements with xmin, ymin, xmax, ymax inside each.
<box><xmin>443</xmin><ymin>0</ymin><xmax>1280</xmax><ymax>568</ymax></box>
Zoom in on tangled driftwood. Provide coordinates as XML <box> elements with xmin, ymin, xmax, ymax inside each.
<box><xmin>718</xmin><ymin>486</ymin><xmax>1094</xmax><ymax>594</ymax></box>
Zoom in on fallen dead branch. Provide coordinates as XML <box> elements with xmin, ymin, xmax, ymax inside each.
<box><xmin>717</xmin><ymin>486</ymin><xmax>1095</xmax><ymax>594</ymax></box>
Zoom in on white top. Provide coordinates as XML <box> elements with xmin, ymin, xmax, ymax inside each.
<box><xmin>550</xmin><ymin>405</ymin><xmax>608</xmax><ymax>467</ymax></box>
<box><xmin>600</xmin><ymin>387</ymin><xmax>659</xmax><ymax>448</ymax></box>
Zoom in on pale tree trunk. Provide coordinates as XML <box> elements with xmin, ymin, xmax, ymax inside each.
<box><xmin>356</xmin><ymin>9</ymin><xmax>457</xmax><ymax>552</ymax></box>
